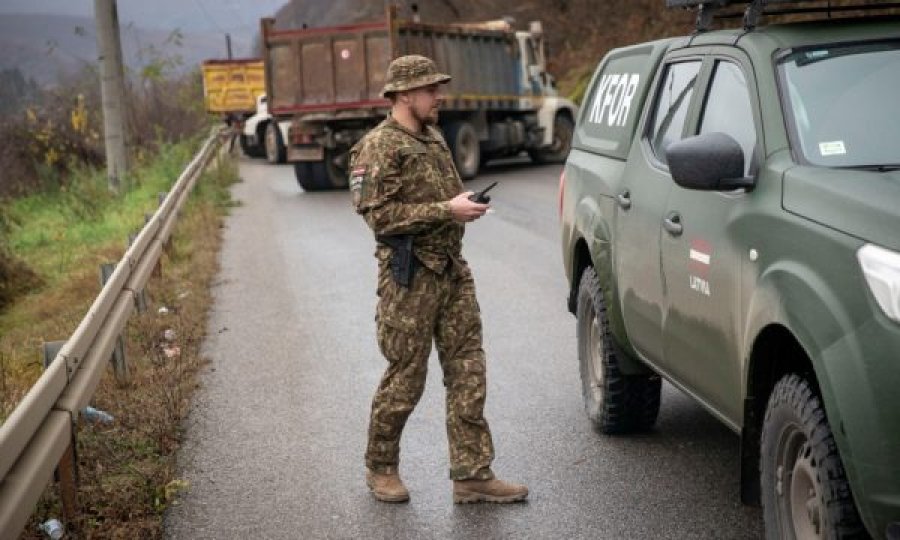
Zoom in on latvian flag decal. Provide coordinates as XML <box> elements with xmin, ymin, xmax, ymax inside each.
<box><xmin>689</xmin><ymin>239</ymin><xmax>712</xmax><ymax>276</ymax></box>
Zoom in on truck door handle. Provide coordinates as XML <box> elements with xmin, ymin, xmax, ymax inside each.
<box><xmin>616</xmin><ymin>191</ymin><xmax>632</xmax><ymax>210</ymax></box>
<box><xmin>663</xmin><ymin>212</ymin><xmax>683</xmax><ymax>236</ymax></box>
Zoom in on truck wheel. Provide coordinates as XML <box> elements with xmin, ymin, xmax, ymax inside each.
<box><xmin>293</xmin><ymin>161</ymin><xmax>330</xmax><ymax>192</ymax></box>
<box><xmin>445</xmin><ymin>121</ymin><xmax>480</xmax><ymax>180</ymax></box>
<box><xmin>265</xmin><ymin>122</ymin><xmax>286</xmax><ymax>164</ymax></box>
<box><xmin>324</xmin><ymin>149</ymin><xmax>349</xmax><ymax>189</ymax></box>
<box><xmin>529</xmin><ymin>114</ymin><xmax>574</xmax><ymax>164</ymax></box>
<box><xmin>239</xmin><ymin>134</ymin><xmax>265</xmax><ymax>158</ymax></box>
<box><xmin>576</xmin><ymin>267</ymin><xmax>661</xmax><ymax>434</ymax></box>
<box><xmin>761</xmin><ymin>374</ymin><xmax>865</xmax><ymax>540</ymax></box>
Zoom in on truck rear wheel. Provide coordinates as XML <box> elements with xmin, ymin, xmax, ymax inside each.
<box><xmin>324</xmin><ymin>149</ymin><xmax>349</xmax><ymax>189</ymax></box>
<box><xmin>576</xmin><ymin>267</ymin><xmax>661</xmax><ymax>434</ymax></box>
<box><xmin>445</xmin><ymin>121</ymin><xmax>480</xmax><ymax>180</ymax></box>
<box><xmin>265</xmin><ymin>122</ymin><xmax>286</xmax><ymax>164</ymax></box>
<box><xmin>529</xmin><ymin>114</ymin><xmax>574</xmax><ymax>164</ymax></box>
<box><xmin>761</xmin><ymin>374</ymin><xmax>865</xmax><ymax>540</ymax></box>
<box><xmin>293</xmin><ymin>161</ymin><xmax>330</xmax><ymax>192</ymax></box>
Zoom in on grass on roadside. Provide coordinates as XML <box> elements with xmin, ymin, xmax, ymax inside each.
<box><xmin>1</xmin><ymin>138</ymin><xmax>240</xmax><ymax>538</ymax></box>
<box><xmin>1</xmin><ymin>137</ymin><xmax>203</xmax><ymax>420</ymax></box>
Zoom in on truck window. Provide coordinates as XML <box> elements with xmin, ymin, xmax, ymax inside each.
<box><xmin>648</xmin><ymin>61</ymin><xmax>701</xmax><ymax>166</ymax></box>
<box><xmin>699</xmin><ymin>61</ymin><xmax>757</xmax><ymax>176</ymax></box>
<box><xmin>526</xmin><ymin>40</ymin><xmax>537</xmax><ymax>66</ymax></box>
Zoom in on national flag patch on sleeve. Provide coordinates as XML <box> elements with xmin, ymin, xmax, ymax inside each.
<box><xmin>350</xmin><ymin>165</ymin><xmax>367</xmax><ymax>191</ymax></box>
<box><xmin>350</xmin><ymin>164</ymin><xmax>368</xmax><ymax>207</ymax></box>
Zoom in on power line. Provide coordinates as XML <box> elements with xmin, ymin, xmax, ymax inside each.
<box><xmin>191</xmin><ymin>0</ymin><xmax>226</xmax><ymax>33</ymax></box>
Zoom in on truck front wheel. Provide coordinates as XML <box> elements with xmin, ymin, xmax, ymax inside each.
<box><xmin>445</xmin><ymin>121</ymin><xmax>480</xmax><ymax>180</ymax></box>
<box><xmin>761</xmin><ymin>374</ymin><xmax>865</xmax><ymax>540</ymax></box>
<box><xmin>265</xmin><ymin>122</ymin><xmax>286</xmax><ymax>164</ymax></box>
<box><xmin>239</xmin><ymin>134</ymin><xmax>265</xmax><ymax>158</ymax></box>
<box><xmin>529</xmin><ymin>114</ymin><xmax>574</xmax><ymax>164</ymax></box>
<box><xmin>576</xmin><ymin>267</ymin><xmax>661</xmax><ymax>434</ymax></box>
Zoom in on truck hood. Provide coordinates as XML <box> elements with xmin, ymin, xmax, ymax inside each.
<box><xmin>783</xmin><ymin>166</ymin><xmax>900</xmax><ymax>251</ymax></box>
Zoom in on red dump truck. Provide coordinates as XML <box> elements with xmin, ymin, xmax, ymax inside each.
<box><xmin>260</xmin><ymin>7</ymin><xmax>577</xmax><ymax>191</ymax></box>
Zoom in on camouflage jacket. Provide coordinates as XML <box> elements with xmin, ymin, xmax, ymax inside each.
<box><xmin>349</xmin><ymin>116</ymin><xmax>465</xmax><ymax>274</ymax></box>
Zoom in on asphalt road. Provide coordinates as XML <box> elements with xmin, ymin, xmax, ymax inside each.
<box><xmin>163</xmin><ymin>155</ymin><xmax>763</xmax><ymax>539</ymax></box>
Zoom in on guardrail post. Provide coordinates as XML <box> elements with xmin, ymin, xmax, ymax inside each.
<box><xmin>99</xmin><ymin>263</ymin><xmax>115</xmax><ymax>287</ymax></box>
<box><xmin>110</xmin><ymin>337</ymin><xmax>129</xmax><ymax>384</ymax></box>
<box><xmin>42</xmin><ymin>340</ymin><xmax>80</xmax><ymax>531</ymax></box>
<box><xmin>127</xmin><ymin>229</ymin><xmax>150</xmax><ymax>310</ymax></box>
<box><xmin>158</xmin><ymin>192</ymin><xmax>172</xmax><ymax>258</ymax></box>
<box><xmin>42</xmin><ymin>340</ymin><xmax>66</xmax><ymax>370</ymax></box>
<box><xmin>100</xmin><ymin>264</ymin><xmax>131</xmax><ymax>383</ymax></box>
<box><xmin>122</xmin><ymin>244</ymin><xmax>148</xmax><ymax>313</ymax></box>
<box><xmin>57</xmin><ymin>441</ymin><xmax>79</xmax><ymax>531</ymax></box>
<box><xmin>227</xmin><ymin>129</ymin><xmax>237</xmax><ymax>154</ymax></box>
<box><xmin>136</xmin><ymin>289</ymin><xmax>148</xmax><ymax>314</ymax></box>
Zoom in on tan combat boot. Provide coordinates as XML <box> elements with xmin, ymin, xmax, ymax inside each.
<box><xmin>453</xmin><ymin>477</ymin><xmax>529</xmax><ymax>504</ymax></box>
<box><xmin>366</xmin><ymin>470</ymin><xmax>410</xmax><ymax>503</ymax></box>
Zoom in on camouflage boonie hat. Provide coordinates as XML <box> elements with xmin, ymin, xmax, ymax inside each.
<box><xmin>380</xmin><ymin>55</ymin><xmax>451</xmax><ymax>97</ymax></box>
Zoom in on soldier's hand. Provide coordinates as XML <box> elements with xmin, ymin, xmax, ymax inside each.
<box><xmin>449</xmin><ymin>192</ymin><xmax>489</xmax><ymax>222</ymax></box>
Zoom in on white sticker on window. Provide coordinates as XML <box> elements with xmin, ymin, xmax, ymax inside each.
<box><xmin>819</xmin><ymin>141</ymin><xmax>846</xmax><ymax>156</ymax></box>
<box><xmin>805</xmin><ymin>50</ymin><xmax>829</xmax><ymax>60</ymax></box>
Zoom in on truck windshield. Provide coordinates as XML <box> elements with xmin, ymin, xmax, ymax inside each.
<box><xmin>778</xmin><ymin>40</ymin><xmax>900</xmax><ymax>169</ymax></box>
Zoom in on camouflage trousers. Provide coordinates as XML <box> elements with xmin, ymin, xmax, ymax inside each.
<box><xmin>365</xmin><ymin>261</ymin><xmax>495</xmax><ymax>481</ymax></box>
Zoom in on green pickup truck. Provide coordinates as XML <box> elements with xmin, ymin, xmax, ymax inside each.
<box><xmin>559</xmin><ymin>1</ymin><xmax>900</xmax><ymax>538</ymax></box>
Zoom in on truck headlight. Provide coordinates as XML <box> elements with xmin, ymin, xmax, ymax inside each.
<box><xmin>858</xmin><ymin>244</ymin><xmax>900</xmax><ymax>323</ymax></box>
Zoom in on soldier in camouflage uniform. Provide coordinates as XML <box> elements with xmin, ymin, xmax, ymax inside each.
<box><xmin>350</xmin><ymin>55</ymin><xmax>528</xmax><ymax>504</ymax></box>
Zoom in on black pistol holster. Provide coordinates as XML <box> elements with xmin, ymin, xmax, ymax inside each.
<box><xmin>376</xmin><ymin>234</ymin><xmax>418</xmax><ymax>288</ymax></box>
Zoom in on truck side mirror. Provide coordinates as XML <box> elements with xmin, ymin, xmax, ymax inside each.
<box><xmin>666</xmin><ymin>132</ymin><xmax>756</xmax><ymax>191</ymax></box>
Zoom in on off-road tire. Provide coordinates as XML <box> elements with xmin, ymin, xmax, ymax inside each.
<box><xmin>761</xmin><ymin>374</ymin><xmax>866</xmax><ymax>540</ymax></box>
<box><xmin>576</xmin><ymin>267</ymin><xmax>661</xmax><ymax>434</ymax></box>
<box><xmin>293</xmin><ymin>161</ymin><xmax>330</xmax><ymax>192</ymax></box>
<box><xmin>265</xmin><ymin>122</ymin><xmax>287</xmax><ymax>164</ymax></box>
<box><xmin>529</xmin><ymin>114</ymin><xmax>574</xmax><ymax>164</ymax></box>
<box><xmin>445</xmin><ymin>121</ymin><xmax>481</xmax><ymax>180</ymax></box>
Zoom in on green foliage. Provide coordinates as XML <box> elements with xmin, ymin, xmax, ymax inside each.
<box><xmin>566</xmin><ymin>68</ymin><xmax>595</xmax><ymax>106</ymax></box>
<box><xmin>2</xmin><ymin>138</ymin><xmax>200</xmax><ymax>286</ymax></box>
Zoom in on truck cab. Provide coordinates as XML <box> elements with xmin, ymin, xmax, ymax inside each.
<box><xmin>516</xmin><ymin>26</ymin><xmax>551</xmax><ymax>97</ymax></box>
<box><xmin>241</xmin><ymin>94</ymin><xmax>290</xmax><ymax>164</ymax></box>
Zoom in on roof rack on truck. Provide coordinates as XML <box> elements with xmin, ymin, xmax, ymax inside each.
<box><xmin>666</xmin><ymin>0</ymin><xmax>900</xmax><ymax>31</ymax></box>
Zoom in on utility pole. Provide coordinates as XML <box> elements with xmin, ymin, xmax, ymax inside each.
<box><xmin>94</xmin><ymin>0</ymin><xmax>128</xmax><ymax>192</ymax></box>
<box><xmin>226</xmin><ymin>33</ymin><xmax>233</xmax><ymax>59</ymax></box>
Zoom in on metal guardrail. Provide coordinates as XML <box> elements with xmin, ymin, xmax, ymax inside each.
<box><xmin>0</xmin><ymin>127</ymin><xmax>230</xmax><ymax>538</ymax></box>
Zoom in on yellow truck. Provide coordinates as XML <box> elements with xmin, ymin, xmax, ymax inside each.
<box><xmin>200</xmin><ymin>58</ymin><xmax>265</xmax><ymax>119</ymax></box>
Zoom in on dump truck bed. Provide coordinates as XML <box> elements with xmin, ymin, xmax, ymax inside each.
<box><xmin>261</xmin><ymin>9</ymin><xmax>532</xmax><ymax>117</ymax></box>
<box><xmin>201</xmin><ymin>58</ymin><xmax>266</xmax><ymax>115</ymax></box>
